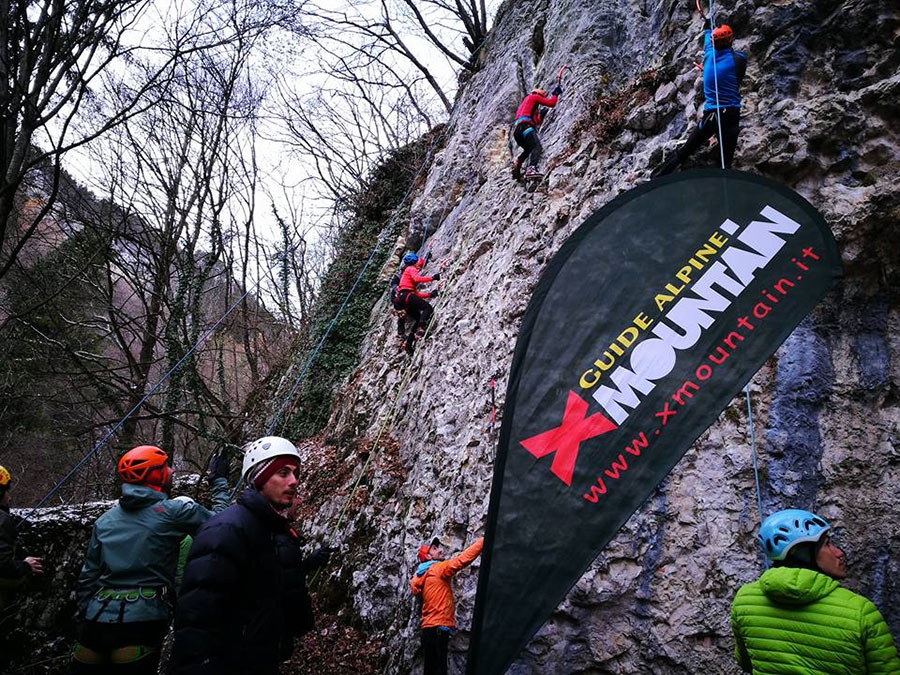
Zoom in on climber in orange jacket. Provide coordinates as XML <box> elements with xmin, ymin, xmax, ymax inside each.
<box><xmin>410</xmin><ymin>536</ymin><xmax>483</xmax><ymax>675</ymax></box>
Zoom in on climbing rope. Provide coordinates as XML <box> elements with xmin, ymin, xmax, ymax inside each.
<box><xmin>705</xmin><ymin>1</ymin><xmax>729</xmax><ymax>171</ymax></box>
<box><xmin>266</xmin><ymin>128</ymin><xmax>455</xmax><ymax>437</ymax></box>
<box><xmin>705</xmin><ymin>0</ymin><xmax>765</xmax><ymax>530</ymax></box>
<box><xmin>312</xmin><ymin>168</ymin><xmax>502</xmax><ymax>586</ymax></box>
<box><xmin>746</xmin><ymin>387</ymin><xmax>764</xmax><ymax>524</ymax></box>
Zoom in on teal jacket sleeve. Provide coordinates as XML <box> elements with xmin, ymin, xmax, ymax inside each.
<box><xmin>75</xmin><ymin>528</ymin><xmax>103</xmax><ymax>616</ymax></box>
<box><xmin>208</xmin><ymin>477</ymin><xmax>230</xmax><ymax>513</ymax></box>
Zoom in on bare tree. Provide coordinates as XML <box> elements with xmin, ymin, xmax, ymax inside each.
<box><xmin>0</xmin><ymin>0</ymin><xmax>307</xmax><ymax>502</ymax></box>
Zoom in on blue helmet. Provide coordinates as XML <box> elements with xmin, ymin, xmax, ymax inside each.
<box><xmin>402</xmin><ymin>252</ymin><xmax>419</xmax><ymax>267</ymax></box>
<box><xmin>759</xmin><ymin>509</ymin><xmax>831</xmax><ymax>561</ymax></box>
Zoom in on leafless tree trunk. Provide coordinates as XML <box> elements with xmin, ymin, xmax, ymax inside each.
<box><xmin>0</xmin><ymin>0</ymin><xmax>309</xmax><ymax>501</ymax></box>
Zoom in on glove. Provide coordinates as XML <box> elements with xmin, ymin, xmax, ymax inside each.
<box><xmin>208</xmin><ymin>452</ymin><xmax>230</xmax><ymax>481</ymax></box>
<box><xmin>551</xmin><ymin>84</ymin><xmax>563</xmax><ymax>97</ymax></box>
<box><xmin>429</xmin><ymin>290</ymin><xmax>439</xmax><ymax>299</ymax></box>
<box><xmin>306</xmin><ymin>546</ymin><xmax>334</xmax><ymax>571</ymax></box>
<box><xmin>431</xmin><ymin>272</ymin><xmax>441</xmax><ymax>281</ymax></box>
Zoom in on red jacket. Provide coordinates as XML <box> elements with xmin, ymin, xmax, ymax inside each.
<box><xmin>514</xmin><ymin>91</ymin><xmax>559</xmax><ymax>127</ymax></box>
<box><xmin>398</xmin><ymin>264</ymin><xmax>436</xmax><ymax>293</ymax></box>
<box><xmin>410</xmin><ymin>538</ymin><xmax>483</xmax><ymax>629</ymax></box>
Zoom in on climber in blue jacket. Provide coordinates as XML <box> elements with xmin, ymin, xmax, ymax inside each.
<box><xmin>651</xmin><ymin>24</ymin><xmax>748</xmax><ymax>177</ymax></box>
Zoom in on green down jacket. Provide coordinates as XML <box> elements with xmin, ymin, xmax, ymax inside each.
<box><xmin>731</xmin><ymin>566</ymin><xmax>900</xmax><ymax>674</ymax></box>
<box><xmin>76</xmin><ymin>479</ymin><xmax>228</xmax><ymax>624</ymax></box>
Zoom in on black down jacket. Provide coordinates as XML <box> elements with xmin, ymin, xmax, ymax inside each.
<box><xmin>170</xmin><ymin>488</ymin><xmax>290</xmax><ymax>675</ymax></box>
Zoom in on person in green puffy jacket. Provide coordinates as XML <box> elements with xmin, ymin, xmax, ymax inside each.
<box><xmin>66</xmin><ymin>445</ymin><xmax>229</xmax><ymax>675</ymax></box>
<box><xmin>731</xmin><ymin>508</ymin><xmax>900</xmax><ymax>674</ymax></box>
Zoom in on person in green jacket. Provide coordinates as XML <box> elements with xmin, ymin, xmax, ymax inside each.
<box><xmin>731</xmin><ymin>509</ymin><xmax>900</xmax><ymax>674</ymax></box>
<box><xmin>67</xmin><ymin>445</ymin><xmax>229</xmax><ymax>675</ymax></box>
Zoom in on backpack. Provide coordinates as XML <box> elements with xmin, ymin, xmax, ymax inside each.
<box><xmin>390</xmin><ymin>269</ymin><xmax>405</xmax><ymax>310</ymax></box>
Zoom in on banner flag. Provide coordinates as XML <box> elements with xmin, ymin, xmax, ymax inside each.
<box><xmin>466</xmin><ymin>170</ymin><xmax>842</xmax><ymax>675</ymax></box>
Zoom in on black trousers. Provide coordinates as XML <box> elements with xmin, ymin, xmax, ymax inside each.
<box><xmin>421</xmin><ymin>627</ymin><xmax>450</xmax><ymax>675</ymax></box>
<box><xmin>67</xmin><ymin>620</ymin><xmax>168</xmax><ymax>675</ymax></box>
<box><xmin>513</xmin><ymin>123</ymin><xmax>543</xmax><ymax>168</ymax></box>
<box><xmin>652</xmin><ymin>108</ymin><xmax>741</xmax><ymax>177</ymax></box>
<box><xmin>405</xmin><ymin>294</ymin><xmax>434</xmax><ymax>334</ymax></box>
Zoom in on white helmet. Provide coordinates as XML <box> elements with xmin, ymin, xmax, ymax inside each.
<box><xmin>241</xmin><ymin>436</ymin><xmax>302</xmax><ymax>483</ymax></box>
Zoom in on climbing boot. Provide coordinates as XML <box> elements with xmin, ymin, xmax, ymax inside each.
<box><xmin>414</xmin><ymin>326</ymin><xmax>426</xmax><ymax>340</ymax></box>
<box><xmin>512</xmin><ymin>157</ymin><xmax>523</xmax><ymax>180</ymax></box>
<box><xmin>524</xmin><ymin>166</ymin><xmax>543</xmax><ymax>180</ymax></box>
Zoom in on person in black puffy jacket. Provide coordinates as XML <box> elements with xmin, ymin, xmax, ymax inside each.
<box><xmin>170</xmin><ymin>436</ymin><xmax>303</xmax><ymax>675</ymax></box>
<box><xmin>274</xmin><ymin>494</ymin><xmax>334</xmax><ymax>661</ymax></box>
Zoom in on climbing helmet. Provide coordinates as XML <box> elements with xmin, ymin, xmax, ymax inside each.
<box><xmin>0</xmin><ymin>465</ymin><xmax>11</xmax><ymax>489</ymax></box>
<box><xmin>712</xmin><ymin>24</ymin><xmax>734</xmax><ymax>47</ymax></box>
<box><xmin>759</xmin><ymin>509</ymin><xmax>831</xmax><ymax>561</ymax></box>
<box><xmin>402</xmin><ymin>252</ymin><xmax>419</xmax><ymax>267</ymax></box>
<box><xmin>241</xmin><ymin>436</ymin><xmax>303</xmax><ymax>484</ymax></box>
<box><xmin>117</xmin><ymin>445</ymin><xmax>171</xmax><ymax>490</ymax></box>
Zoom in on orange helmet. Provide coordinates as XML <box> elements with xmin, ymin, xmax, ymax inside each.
<box><xmin>531</xmin><ymin>88</ymin><xmax>547</xmax><ymax>96</ymax></box>
<box><xmin>0</xmin><ymin>465</ymin><xmax>11</xmax><ymax>491</ymax></box>
<box><xmin>117</xmin><ymin>445</ymin><xmax>171</xmax><ymax>491</ymax></box>
<box><xmin>712</xmin><ymin>25</ymin><xmax>734</xmax><ymax>47</ymax></box>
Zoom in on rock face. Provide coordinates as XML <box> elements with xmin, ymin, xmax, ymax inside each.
<box><xmin>9</xmin><ymin>0</ymin><xmax>900</xmax><ymax>673</ymax></box>
<box><xmin>310</xmin><ymin>0</ymin><xmax>900</xmax><ymax>673</ymax></box>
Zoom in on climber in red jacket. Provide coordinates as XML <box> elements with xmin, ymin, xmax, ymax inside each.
<box><xmin>394</xmin><ymin>252</ymin><xmax>442</xmax><ymax>355</ymax></box>
<box><xmin>512</xmin><ymin>85</ymin><xmax>562</xmax><ymax>181</ymax></box>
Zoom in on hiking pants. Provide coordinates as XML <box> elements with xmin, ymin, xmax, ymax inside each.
<box><xmin>421</xmin><ymin>627</ymin><xmax>450</xmax><ymax>675</ymax></box>
<box><xmin>652</xmin><ymin>108</ymin><xmax>740</xmax><ymax>177</ymax></box>
<box><xmin>513</xmin><ymin>122</ymin><xmax>543</xmax><ymax>168</ymax></box>
<box><xmin>67</xmin><ymin>620</ymin><xmax>168</xmax><ymax>675</ymax></box>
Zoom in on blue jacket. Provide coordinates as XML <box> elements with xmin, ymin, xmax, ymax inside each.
<box><xmin>76</xmin><ymin>480</ymin><xmax>227</xmax><ymax>623</ymax></box>
<box><xmin>170</xmin><ymin>488</ymin><xmax>291</xmax><ymax>675</ymax></box>
<box><xmin>702</xmin><ymin>30</ymin><xmax>747</xmax><ymax>110</ymax></box>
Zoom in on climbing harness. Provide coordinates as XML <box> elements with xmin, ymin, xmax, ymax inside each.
<box><xmin>89</xmin><ymin>586</ymin><xmax>166</xmax><ymax>622</ymax></box>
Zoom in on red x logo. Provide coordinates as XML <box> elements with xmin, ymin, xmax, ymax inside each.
<box><xmin>520</xmin><ymin>390</ymin><xmax>618</xmax><ymax>486</ymax></box>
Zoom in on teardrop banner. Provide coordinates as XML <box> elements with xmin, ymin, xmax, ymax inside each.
<box><xmin>466</xmin><ymin>169</ymin><xmax>842</xmax><ymax>675</ymax></box>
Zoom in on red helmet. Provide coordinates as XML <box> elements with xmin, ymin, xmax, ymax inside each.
<box><xmin>117</xmin><ymin>445</ymin><xmax>171</xmax><ymax>491</ymax></box>
<box><xmin>712</xmin><ymin>25</ymin><xmax>734</xmax><ymax>47</ymax></box>
<box><xmin>531</xmin><ymin>88</ymin><xmax>547</xmax><ymax>97</ymax></box>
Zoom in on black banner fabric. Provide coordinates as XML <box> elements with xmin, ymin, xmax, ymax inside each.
<box><xmin>466</xmin><ymin>170</ymin><xmax>842</xmax><ymax>675</ymax></box>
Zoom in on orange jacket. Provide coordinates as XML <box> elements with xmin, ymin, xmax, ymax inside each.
<box><xmin>410</xmin><ymin>538</ymin><xmax>483</xmax><ymax>629</ymax></box>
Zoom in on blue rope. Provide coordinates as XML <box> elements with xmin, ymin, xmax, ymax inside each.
<box><xmin>266</xmin><ymin>231</ymin><xmax>388</xmax><ymax>434</ymax></box>
<box><xmin>707</xmin><ymin>0</ymin><xmax>765</xmax><ymax>553</ymax></box>
<box><xmin>706</xmin><ymin>1</ymin><xmax>727</xmax><ymax>170</ymax></box>
<box><xmin>22</xmin><ymin>271</ymin><xmax>266</xmax><ymax>520</ymax></box>
<box><xmin>266</xmin><ymin>101</ymin><xmax>469</xmax><ymax>435</ymax></box>
<box><xmin>745</xmin><ymin>386</ymin><xmax>763</xmax><ymax>521</ymax></box>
